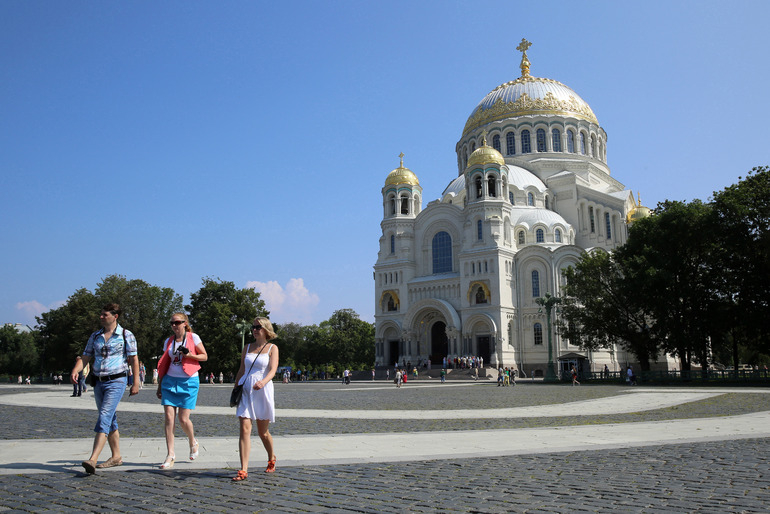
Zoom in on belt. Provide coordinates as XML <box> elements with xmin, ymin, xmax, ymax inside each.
<box><xmin>96</xmin><ymin>372</ymin><xmax>127</xmax><ymax>382</ymax></box>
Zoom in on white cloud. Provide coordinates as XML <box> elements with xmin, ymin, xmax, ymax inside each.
<box><xmin>245</xmin><ymin>278</ymin><xmax>320</xmax><ymax>325</ymax></box>
<box><xmin>15</xmin><ymin>300</ymin><xmax>65</xmax><ymax>326</ymax></box>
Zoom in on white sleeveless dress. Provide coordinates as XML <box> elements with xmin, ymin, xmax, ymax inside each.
<box><xmin>235</xmin><ymin>344</ymin><xmax>275</xmax><ymax>422</ymax></box>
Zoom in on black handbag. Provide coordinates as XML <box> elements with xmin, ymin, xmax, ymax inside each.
<box><xmin>229</xmin><ymin>384</ymin><xmax>243</xmax><ymax>407</ymax></box>
<box><xmin>230</xmin><ymin>343</ymin><xmax>268</xmax><ymax>407</ymax></box>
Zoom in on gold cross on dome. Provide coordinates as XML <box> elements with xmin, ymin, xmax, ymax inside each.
<box><xmin>399</xmin><ymin>152</ymin><xmax>404</xmax><ymax>167</ymax></box>
<box><xmin>516</xmin><ymin>38</ymin><xmax>532</xmax><ymax>77</ymax></box>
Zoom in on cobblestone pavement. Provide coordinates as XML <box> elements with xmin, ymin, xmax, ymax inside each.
<box><xmin>1</xmin><ymin>382</ymin><xmax>769</xmax><ymax>512</ymax></box>
<box><xmin>0</xmin><ymin>438</ymin><xmax>768</xmax><ymax>513</ymax></box>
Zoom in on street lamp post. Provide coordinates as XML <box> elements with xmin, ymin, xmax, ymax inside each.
<box><xmin>536</xmin><ymin>292</ymin><xmax>561</xmax><ymax>382</ymax></box>
<box><xmin>235</xmin><ymin>321</ymin><xmax>251</xmax><ymax>351</ymax></box>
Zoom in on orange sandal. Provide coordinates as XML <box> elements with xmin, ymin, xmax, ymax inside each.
<box><xmin>265</xmin><ymin>457</ymin><xmax>276</xmax><ymax>473</ymax></box>
<box><xmin>232</xmin><ymin>470</ymin><xmax>248</xmax><ymax>481</ymax></box>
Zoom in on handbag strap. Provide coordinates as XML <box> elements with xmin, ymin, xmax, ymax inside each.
<box><xmin>241</xmin><ymin>342</ymin><xmax>269</xmax><ymax>380</ymax></box>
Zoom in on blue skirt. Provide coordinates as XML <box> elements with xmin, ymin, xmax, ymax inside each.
<box><xmin>161</xmin><ymin>375</ymin><xmax>200</xmax><ymax>410</ymax></box>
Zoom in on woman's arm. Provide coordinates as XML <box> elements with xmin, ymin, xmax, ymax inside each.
<box><xmin>254</xmin><ymin>345</ymin><xmax>279</xmax><ymax>390</ymax></box>
<box><xmin>189</xmin><ymin>341</ymin><xmax>208</xmax><ymax>362</ymax></box>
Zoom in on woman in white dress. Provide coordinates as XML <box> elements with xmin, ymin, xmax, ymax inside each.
<box><xmin>232</xmin><ymin>316</ymin><xmax>279</xmax><ymax>481</ymax></box>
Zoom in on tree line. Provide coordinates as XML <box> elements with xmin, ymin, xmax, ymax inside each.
<box><xmin>560</xmin><ymin>166</ymin><xmax>769</xmax><ymax>371</ymax></box>
<box><xmin>1</xmin><ymin>276</ymin><xmax>374</xmax><ymax>379</ymax></box>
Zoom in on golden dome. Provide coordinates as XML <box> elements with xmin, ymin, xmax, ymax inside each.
<box><xmin>385</xmin><ymin>153</ymin><xmax>420</xmax><ymax>186</ymax></box>
<box><xmin>466</xmin><ymin>137</ymin><xmax>505</xmax><ymax>168</ymax></box>
<box><xmin>462</xmin><ymin>40</ymin><xmax>598</xmax><ymax>137</ymax></box>
<box><xmin>626</xmin><ymin>192</ymin><xmax>652</xmax><ymax>224</ymax></box>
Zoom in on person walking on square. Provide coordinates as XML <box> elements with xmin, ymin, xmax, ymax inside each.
<box><xmin>571</xmin><ymin>365</ymin><xmax>580</xmax><ymax>386</ymax></box>
<box><xmin>233</xmin><ymin>317</ymin><xmax>279</xmax><ymax>481</ymax></box>
<box><xmin>156</xmin><ymin>312</ymin><xmax>208</xmax><ymax>469</ymax></box>
<box><xmin>70</xmin><ymin>303</ymin><xmax>139</xmax><ymax>474</ymax></box>
<box><xmin>72</xmin><ymin>356</ymin><xmax>84</xmax><ymax>397</ymax></box>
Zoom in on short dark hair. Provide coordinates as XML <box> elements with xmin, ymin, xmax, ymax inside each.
<box><xmin>102</xmin><ymin>303</ymin><xmax>121</xmax><ymax>317</ymax></box>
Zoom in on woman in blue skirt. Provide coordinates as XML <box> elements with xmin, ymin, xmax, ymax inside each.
<box><xmin>156</xmin><ymin>312</ymin><xmax>208</xmax><ymax>469</ymax></box>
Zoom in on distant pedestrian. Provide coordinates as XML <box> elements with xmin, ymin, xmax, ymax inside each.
<box><xmin>571</xmin><ymin>366</ymin><xmax>580</xmax><ymax>386</ymax></box>
<box><xmin>413</xmin><ymin>367</ymin><xmax>418</xmax><ymax>380</ymax></box>
<box><xmin>395</xmin><ymin>369</ymin><xmax>403</xmax><ymax>388</ymax></box>
<box><xmin>440</xmin><ymin>369</ymin><xmax>446</xmax><ymax>383</ymax></box>
<box><xmin>386</xmin><ymin>369</ymin><xmax>390</xmax><ymax>381</ymax></box>
<box><xmin>604</xmin><ymin>364</ymin><xmax>610</xmax><ymax>378</ymax></box>
<box><xmin>627</xmin><ymin>366</ymin><xmax>636</xmax><ymax>385</ymax></box>
<box><xmin>372</xmin><ymin>369</ymin><xmax>375</xmax><ymax>381</ymax></box>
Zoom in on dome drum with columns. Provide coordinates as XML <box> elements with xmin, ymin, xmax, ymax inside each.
<box><xmin>374</xmin><ymin>40</ymin><xmax>662</xmax><ymax>378</ymax></box>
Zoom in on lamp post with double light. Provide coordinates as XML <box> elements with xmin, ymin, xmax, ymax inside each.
<box><xmin>236</xmin><ymin>321</ymin><xmax>251</xmax><ymax>351</ymax></box>
<box><xmin>536</xmin><ymin>292</ymin><xmax>561</xmax><ymax>382</ymax></box>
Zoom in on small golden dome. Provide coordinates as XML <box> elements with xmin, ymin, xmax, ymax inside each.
<box><xmin>467</xmin><ymin>136</ymin><xmax>505</xmax><ymax>168</ymax></box>
<box><xmin>385</xmin><ymin>153</ymin><xmax>420</xmax><ymax>186</ymax></box>
<box><xmin>626</xmin><ymin>192</ymin><xmax>652</xmax><ymax>224</ymax></box>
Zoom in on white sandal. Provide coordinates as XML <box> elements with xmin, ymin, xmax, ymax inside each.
<box><xmin>159</xmin><ymin>454</ymin><xmax>175</xmax><ymax>469</ymax></box>
<box><xmin>189</xmin><ymin>440</ymin><xmax>199</xmax><ymax>461</ymax></box>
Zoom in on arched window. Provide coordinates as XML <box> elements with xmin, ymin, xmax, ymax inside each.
<box><xmin>385</xmin><ymin>294</ymin><xmax>397</xmax><ymax>312</ymax></box>
<box><xmin>390</xmin><ymin>234</ymin><xmax>395</xmax><ymax>254</ymax></box>
<box><xmin>389</xmin><ymin>195</ymin><xmax>396</xmax><ymax>215</ymax></box>
<box><xmin>552</xmin><ymin>129</ymin><xmax>561</xmax><ymax>152</ymax></box>
<box><xmin>527</xmin><ymin>192</ymin><xmax>534</xmax><ymax>206</ymax></box>
<box><xmin>591</xmin><ymin>134</ymin><xmax>596</xmax><ymax>157</ymax></box>
<box><xmin>589</xmin><ymin>206</ymin><xmax>595</xmax><ymax>233</ymax></box>
<box><xmin>555</xmin><ymin>228</ymin><xmax>562</xmax><ymax>243</ymax></box>
<box><xmin>488</xmin><ymin>175</ymin><xmax>496</xmax><ymax>197</ymax></box>
<box><xmin>492</xmin><ymin>134</ymin><xmax>501</xmax><ymax>152</ymax></box>
<box><xmin>545</xmin><ymin>196</ymin><xmax>550</xmax><ymax>210</ymax></box>
<box><xmin>534</xmin><ymin>323</ymin><xmax>543</xmax><ymax>345</ymax></box>
<box><xmin>521</xmin><ymin>130</ymin><xmax>531</xmax><ymax>153</ymax></box>
<box><xmin>532</xmin><ymin>270</ymin><xmax>540</xmax><ymax>297</ymax></box>
<box><xmin>470</xmin><ymin>141</ymin><xmax>476</xmax><ymax>152</ymax></box>
<box><xmin>432</xmin><ymin>231</ymin><xmax>452</xmax><ymax>274</ymax></box>
<box><xmin>580</xmin><ymin>132</ymin><xmax>586</xmax><ymax>155</ymax></box>
<box><xmin>506</xmin><ymin>132</ymin><xmax>515</xmax><ymax>155</ymax></box>
<box><xmin>477</xmin><ymin>219</ymin><xmax>483</xmax><ymax>240</ymax></box>
<box><xmin>536</xmin><ymin>128</ymin><xmax>546</xmax><ymax>152</ymax></box>
<box><xmin>567</xmin><ymin>130</ymin><xmax>575</xmax><ymax>153</ymax></box>
<box><xmin>605</xmin><ymin>212</ymin><xmax>612</xmax><ymax>240</ymax></box>
<box><xmin>400</xmin><ymin>196</ymin><xmax>409</xmax><ymax>215</ymax></box>
<box><xmin>475</xmin><ymin>176</ymin><xmax>482</xmax><ymax>198</ymax></box>
<box><xmin>475</xmin><ymin>287</ymin><xmax>487</xmax><ymax>304</ymax></box>
<box><xmin>518</xmin><ymin>230</ymin><xmax>525</xmax><ymax>245</ymax></box>
<box><xmin>509</xmin><ymin>191</ymin><xmax>515</xmax><ymax>204</ymax></box>
<box><xmin>536</xmin><ymin>229</ymin><xmax>544</xmax><ymax>243</ymax></box>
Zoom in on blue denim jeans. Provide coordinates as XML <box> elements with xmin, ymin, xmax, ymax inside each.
<box><xmin>92</xmin><ymin>376</ymin><xmax>127</xmax><ymax>434</ymax></box>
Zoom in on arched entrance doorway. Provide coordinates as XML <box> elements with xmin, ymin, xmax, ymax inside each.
<box><xmin>430</xmin><ymin>321</ymin><xmax>448</xmax><ymax>365</ymax></box>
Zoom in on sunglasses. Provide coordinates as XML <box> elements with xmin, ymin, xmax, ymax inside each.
<box><xmin>170</xmin><ymin>321</ymin><xmax>185</xmax><ymax>326</ymax></box>
<box><xmin>252</xmin><ymin>325</ymin><xmax>262</xmax><ymax>331</ymax></box>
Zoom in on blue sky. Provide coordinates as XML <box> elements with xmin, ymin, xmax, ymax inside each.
<box><xmin>2</xmin><ymin>0</ymin><xmax>769</xmax><ymax>328</ymax></box>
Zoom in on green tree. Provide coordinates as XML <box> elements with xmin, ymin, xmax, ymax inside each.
<box><xmin>187</xmin><ymin>277</ymin><xmax>268</xmax><ymax>379</ymax></box>
<box><xmin>559</xmin><ymin>250</ymin><xmax>659</xmax><ymax>370</ymax></box>
<box><xmin>616</xmin><ymin>200</ymin><xmax>721</xmax><ymax>371</ymax></box>
<box><xmin>711</xmin><ymin>166</ymin><xmax>770</xmax><ymax>364</ymax></box>
<box><xmin>0</xmin><ymin>325</ymin><xmax>40</xmax><ymax>375</ymax></box>
<box><xmin>37</xmin><ymin>288</ymin><xmax>100</xmax><ymax>372</ymax></box>
<box><xmin>317</xmin><ymin>309</ymin><xmax>374</xmax><ymax>369</ymax></box>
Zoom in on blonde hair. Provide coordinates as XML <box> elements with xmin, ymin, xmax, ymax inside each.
<box><xmin>170</xmin><ymin>312</ymin><xmax>193</xmax><ymax>333</ymax></box>
<box><xmin>254</xmin><ymin>316</ymin><xmax>277</xmax><ymax>341</ymax></box>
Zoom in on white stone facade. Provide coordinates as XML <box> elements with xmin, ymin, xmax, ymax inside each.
<box><xmin>374</xmin><ymin>50</ymin><xmax>670</xmax><ymax>377</ymax></box>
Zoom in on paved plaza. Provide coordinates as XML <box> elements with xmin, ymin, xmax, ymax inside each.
<box><xmin>0</xmin><ymin>380</ymin><xmax>769</xmax><ymax>512</ymax></box>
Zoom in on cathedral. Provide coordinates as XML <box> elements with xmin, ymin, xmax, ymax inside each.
<box><xmin>373</xmin><ymin>40</ymin><xmax>662</xmax><ymax>378</ymax></box>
